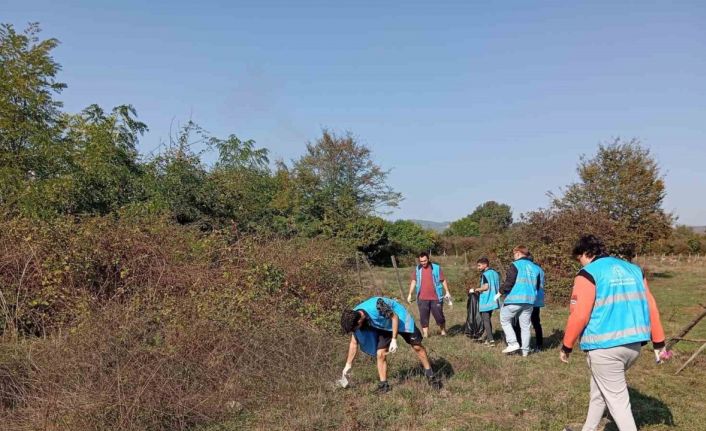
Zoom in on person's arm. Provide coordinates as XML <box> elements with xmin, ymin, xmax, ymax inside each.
<box><xmin>499</xmin><ymin>265</ymin><xmax>517</xmax><ymax>295</ymax></box>
<box><xmin>644</xmin><ymin>278</ymin><xmax>666</xmax><ymax>348</ymax></box>
<box><xmin>391</xmin><ymin>312</ymin><xmax>399</xmax><ymax>339</ymax></box>
<box><xmin>561</xmin><ymin>272</ymin><xmax>596</xmax><ymax>356</ymax></box>
<box><xmin>476</xmin><ymin>275</ymin><xmax>489</xmax><ymax>293</ymax></box>
<box><xmin>442</xmin><ymin>279</ymin><xmax>451</xmax><ymax>297</ymax></box>
<box><xmin>408</xmin><ymin>279</ymin><xmax>416</xmax><ymax>303</ymax></box>
<box><xmin>343</xmin><ymin>334</ymin><xmax>358</xmax><ymax>374</ymax></box>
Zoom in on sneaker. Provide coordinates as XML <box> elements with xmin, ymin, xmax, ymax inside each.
<box><xmin>522</xmin><ymin>351</ymin><xmax>529</xmax><ymax>357</ymax></box>
<box><xmin>502</xmin><ymin>345</ymin><xmax>520</xmax><ymax>354</ymax></box>
<box><xmin>372</xmin><ymin>381</ymin><xmax>390</xmax><ymax>394</ymax></box>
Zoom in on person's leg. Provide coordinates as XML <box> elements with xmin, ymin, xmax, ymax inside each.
<box><xmin>531</xmin><ymin>307</ymin><xmax>544</xmax><ymax>350</ymax></box>
<box><xmin>581</xmin><ymin>369</ymin><xmax>608</xmax><ymax>431</ymax></box>
<box><xmin>512</xmin><ymin>315</ymin><xmax>522</xmax><ymax>346</ymax></box>
<box><xmin>430</xmin><ymin>300</ymin><xmax>447</xmax><ymax>335</ymax></box>
<box><xmin>585</xmin><ymin>344</ymin><xmax>641</xmax><ymax>431</ymax></box>
<box><xmin>418</xmin><ymin>300</ymin><xmax>431</xmax><ymax>337</ymax></box>
<box><xmin>481</xmin><ymin>311</ymin><xmax>494</xmax><ymax>342</ymax></box>
<box><xmin>500</xmin><ymin>305</ymin><xmax>520</xmax><ymax>349</ymax></box>
<box><xmin>376</xmin><ymin>348</ymin><xmax>388</xmax><ymax>381</ymax></box>
<box><xmin>518</xmin><ymin>305</ymin><xmax>533</xmax><ymax>355</ymax></box>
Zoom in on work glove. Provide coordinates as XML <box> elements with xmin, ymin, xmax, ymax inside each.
<box><xmin>338</xmin><ymin>363</ymin><xmax>352</xmax><ymax>388</ymax></box>
<box><xmin>388</xmin><ymin>339</ymin><xmax>398</xmax><ymax>354</ymax></box>
<box><xmin>654</xmin><ymin>348</ymin><xmax>673</xmax><ymax>363</ymax></box>
<box><xmin>468</xmin><ymin>288</ymin><xmax>475</xmax><ymax>294</ymax></box>
<box><xmin>342</xmin><ymin>363</ymin><xmax>352</xmax><ymax>376</ymax></box>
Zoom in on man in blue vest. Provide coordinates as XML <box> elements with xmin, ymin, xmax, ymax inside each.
<box><xmin>471</xmin><ymin>257</ymin><xmax>501</xmax><ymax>345</ymax></box>
<box><xmin>511</xmin><ymin>253</ymin><xmax>546</xmax><ymax>350</ymax></box>
<box><xmin>499</xmin><ymin>245</ymin><xmax>543</xmax><ymax>357</ymax></box>
<box><xmin>560</xmin><ymin>235</ymin><xmax>667</xmax><ymax>431</ymax></box>
<box><xmin>340</xmin><ymin>296</ymin><xmax>441</xmax><ymax>393</ymax></box>
<box><xmin>407</xmin><ymin>251</ymin><xmax>451</xmax><ymax>337</ymax></box>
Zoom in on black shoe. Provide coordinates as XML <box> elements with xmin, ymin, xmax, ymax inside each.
<box><xmin>427</xmin><ymin>375</ymin><xmax>443</xmax><ymax>390</ymax></box>
<box><xmin>372</xmin><ymin>381</ymin><xmax>390</xmax><ymax>394</ymax></box>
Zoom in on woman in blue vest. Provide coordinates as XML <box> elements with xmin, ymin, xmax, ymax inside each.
<box><xmin>340</xmin><ymin>296</ymin><xmax>441</xmax><ymax>393</ymax></box>
<box><xmin>499</xmin><ymin>245</ymin><xmax>543</xmax><ymax>357</ymax></box>
<box><xmin>560</xmin><ymin>235</ymin><xmax>667</xmax><ymax>431</ymax></box>
<box><xmin>471</xmin><ymin>257</ymin><xmax>500</xmax><ymax>345</ymax></box>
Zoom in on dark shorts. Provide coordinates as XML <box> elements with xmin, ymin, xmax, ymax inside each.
<box><xmin>375</xmin><ymin>326</ymin><xmax>424</xmax><ymax>351</ymax></box>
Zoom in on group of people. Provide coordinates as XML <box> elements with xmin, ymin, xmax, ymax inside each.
<box><xmin>339</xmin><ymin>235</ymin><xmax>668</xmax><ymax>431</ymax></box>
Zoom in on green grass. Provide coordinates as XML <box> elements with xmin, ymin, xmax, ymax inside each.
<box><xmin>238</xmin><ymin>256</ymin><xmax>706</xmax><ymax>430</ymax></box>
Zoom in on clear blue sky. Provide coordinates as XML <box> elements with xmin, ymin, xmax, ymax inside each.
<box><xmin>5</xmin><ymin>1</ymin><xmax>706</xmax><ymax>224</ymax></box>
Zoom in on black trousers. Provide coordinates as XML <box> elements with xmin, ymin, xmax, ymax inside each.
<box><xmin>481</xmin><ymin>311</ymin><xmax>494</xmax><ymax>342</ymax></box>
<box><xmin>512</xmin><ymin>306</ymin><xmax>543</xmax><ymax>349</ymax></box>
<box><xmin>418</xmin><ymin>299</ymin><xmax>446</xmax><ymax>328</ymax></box>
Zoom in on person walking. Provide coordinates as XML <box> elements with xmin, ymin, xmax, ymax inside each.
<box><xmin>407</xmin><ymin>251</ymin><xmax>451</xmax><ymax>337</ymax></box>
<box><xmin>499</xmin><ymin>245</ymin><xmax>543</xmax><ymax>357</ymax></box>
<box><xmin>560</xmin><ymin>235</ymin><xmax>668</xmax><ymax>431</ymax></box>
<box><xmin>511</xmin><ymin>253</ymin><xmax>546</xmax><ymax>351</ymax></box>
<box><xmin>473</xmin><ymin>257</ymin><xmax>501</xmax><ymax>345</ymax></box>
<box><xmin>340</xmin><ymin>296</ymin><xmax>441</xmax><ymax>393</ymax></box>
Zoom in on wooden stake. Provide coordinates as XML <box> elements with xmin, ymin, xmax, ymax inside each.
<box><xmin>667</xmin><ymin>306</ymin><xmax>706</xmax><ymax>350</ymax></box>
<box><xmin>361</xmin><ymin>254</ymin><xmax>383</xmax><ymax>296</ymax></box>
<box><xmin>675</xmin><ymin>341</ymin><xmax>706</xmax><ymax>375</ymax></box>
<box><xmin>391</xmin><ymin>255</ymin><xmax>406</xmax><ymax>300</ymax></box>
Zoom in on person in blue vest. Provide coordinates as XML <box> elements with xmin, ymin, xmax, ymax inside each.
<box><xmin>511</xmin><ymin>253</ymin><xmax>546</xmax><ymax>350</ymax></box>
<box><xmin>560</xmin><ymin>235</ymin><xmax>667</xmax><ymax>431</ymax></box>
<box><xmin>340</xmin><ymin>296</ymin><xmax>441</xmax><ymax>394</ymax></box>
<box><xmin>499</xmin><ymin>245</ymin><xmax>543</xmax><ymax>357</ymax></box>
<box><xmin>471</xmin><ymin>257</ymin><xmax>501</xmax><ymax>345</ymax></box>
<box><xmin>406</xmin><ymin>251</ymin><xmax>452</xmax><ymax>337</ymax></box>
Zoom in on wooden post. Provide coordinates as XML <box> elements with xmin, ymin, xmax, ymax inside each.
<box><xmin>464</xmin><ymin>251</ymin><xmax>468</xmax><ymax>266</ymax></box>
<box><xmin>355</xmin><ymin>253</ymin><xmax>363</xmax><ymax>290</ymax></box>
<box><xmin>391</xmin><ymin>255</ymin><xmax>406</xmax><ymax>300</ymax></box>
<box><xmin>667</xmin><ymin>307</ymin><xmax>706</xmax><ymax>350</ymax></box>
<box><xmin>362</xmin><ymin>255</ymin><xmax>383</xmax><ymax>296</ymax></box>
<box><xmin>676</xmin><ymin>341</ymin><xmax>706</xmax><ymax>375</ymax></box>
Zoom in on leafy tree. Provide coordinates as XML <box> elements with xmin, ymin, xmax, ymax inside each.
<box><xmin>468</xmin><ymin>201</ymin><xmax>513</xmax><ymax>234</ymax></box>
<box><xmin>288</xmin><ymin>130</ymin><xmax>402</xmax><ymax>238</ymax></box>
<box><xmin>0</xmin><ymin>23</ymin><xmax>66</xmax><ymax>212</ymax></box>
<box><xmin>551</xmin><ymin>138</ymin><xmax>673</xmax><ymax>255</ymax></box>
<box><xmin>444</xmin><ymin>215</ymin><xmax>480</xmax><ymax>237</ymax></box>
<box><xmin>385</xmin><ymin>220</ymin><xmax>437</xmax><ymax>255</ymax></box>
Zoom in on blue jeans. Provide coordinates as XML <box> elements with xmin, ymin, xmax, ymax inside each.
<box><xmin>500</xmin><ymin>304</ymin><xmax>533</xmax><ymax>353</ymax></box>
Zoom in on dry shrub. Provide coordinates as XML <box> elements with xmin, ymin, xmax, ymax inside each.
<box><xmin>0</xmin><ymin>215</ymin><xmax>356</xmax><ymax>430</ymax></box>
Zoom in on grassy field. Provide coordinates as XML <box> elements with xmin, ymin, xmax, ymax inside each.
<box><xmin>230</xmin><ymin>256</ymin><xmax>706</xmax><ymax>430</ymax></box>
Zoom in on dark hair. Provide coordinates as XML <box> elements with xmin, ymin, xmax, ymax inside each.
<box><xmin>476</xmin><ymin>257</ymin><xmax>490</xmax><ymax>265</ymax></box>
<box><xmin>418</xmin><ymin>251</ymin><xmax>430</xmax><ymax>259</ymax></box>
<box><xmin>341</xmin><ymin>309</ymin><xmax>361</xmax><ymax>333</ymax></box>
<box><xmin>513</xmin><ymin>245</ymin><xmax>529</xmax><ymax>255</ymax></box>
<box><xmin>572</xmin><ymin>234</ymin><xmax>607</xmax><ymax>258</ymax></box>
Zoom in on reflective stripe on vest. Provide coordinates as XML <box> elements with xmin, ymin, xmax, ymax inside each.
<box><xmin>579</xmin><ymin>256</ymin><xmax>651</xmax><ymax>350</ymax></box>
<box><xmin>416</xmin><ymin>263</ymin><xmax>444</xmax><ymax>302</ymax></box>
<box><xmin>479</xmin><ymin>269</ymin><xmax>500</xmax><ymax>312</ymax></box>
<box><xmin>504</xmin><ymin>259</ymin><xmax>541</xmax><ymax>305</ymax></box>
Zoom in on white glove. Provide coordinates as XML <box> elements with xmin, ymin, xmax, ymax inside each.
<box><xmin>389</xmin><ymin>339</ymin><xmax>398</xmax><ymax>354</ymax></box>
<box><xmin>407</xmin><ymin>294</ymin><xmax>412</xmax><ymax>303</ymax></box>
<box><xmin>493</xmin><ymin>292</ymin><xmax>502</xmax><ymax>302</ymax></box>
<box><xmin>342</xmin><ymin>363</ymin><xmax>352</xmax><ymax>376</ymax></box>
<box><xmin>469</xmin><ymin>288</ymin><xmax>475</xmax><ymax>294</ymax></box>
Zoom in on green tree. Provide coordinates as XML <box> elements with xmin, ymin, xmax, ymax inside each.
<box><xmin>0</xmin><ymin>23</ymin><xmax>66</xmax><ymax>212</ymax></box>
<box><xmin>288</xmin><ymin>130</ymin><xmax>402</xmax><ymax>238</ymax></box>
<box><xmin>468</xmin><ymin>201</ymin><xmax>513</xmax><ymax>234</ymax></box>
<box><xmin>444</xmin><ymin>215</ymin><xmax>480</xmax><ymax>237</ymax></box>
<box><xmin>552</xmin><ymin>138</ymin><xmax>673</xmax><ymax>255</ymax></box>
<box><xmin>385</xmin><ymin>220</ymin><xmax>437</xmax><ymax>255</ymax></box>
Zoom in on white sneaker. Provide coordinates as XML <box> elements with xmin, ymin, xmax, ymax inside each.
<box><xmin>502</xmin><ymin>345</ymin><xmax>520</xmax><ymax>354</ymax></box>
<box><xmin>522</xmin><ymin>351</ymin><xmax>529</xmax><ymax>357</ymax></box>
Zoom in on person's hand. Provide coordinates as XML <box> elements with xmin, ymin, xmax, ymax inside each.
<box><xmin>654</xmin><ymin>348</ymin><xmax>672</xmax><ymax>363</ymax></box>
<box><xmin>388</xmin><ymin>339</ymin><xmax>398</xmax><ymax>354</ymax></box>
<box><xmin>560</xmin><ymin>350</ymin><xmax>570</xmax><ymax>363</ymax></box>
<box><xmin>342</xmin><ymin>363</ymin><xmax>352</xmax><ymax>377</ymax></box>
<box><xmin>407</xmin><ymin>293</ymin><xmax>412</xmax><ymax>303</ymax></box>
<box><xmin>444</xmin><ymin>292</ymin><xmax>452</xmax><ymax>300</ymax></box>
<box><xmin>468</xmin><ymin>288</ymin><xmax>475</xmax><ymax>294</ymax></box>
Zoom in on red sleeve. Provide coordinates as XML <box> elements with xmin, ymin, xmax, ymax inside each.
<box><xmin>644</xmin><ymin>278</ymin><xmax>666</xmax><ymax>345</ymax></box>
<box><xmin>562</xmin><ymin>275</ymin><xmax>596</xmax><ymax>351</ymax></box>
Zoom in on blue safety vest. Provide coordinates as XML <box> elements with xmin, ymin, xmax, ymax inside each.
<box><xmin>579</xmin><ymin>256</ymin><xmax>651</xmax><ymax>351</ymax></box>
<box><xmin>415</xmin><ymin>263</ymin><xmax>444</xmax><ymax>303</ymax></box>
<box><xmin>534</xmin><ymin>265</ymin><xmax>546</xmax><ymax>308</ymax></box>
<box><xmin>353</xmin><ymin>297</ymin><xmax>416</xmax><ymax>356</ymax></box>
<box><xmin>504</xmin><ymin>258</ymin><xmax>541</xmax><ymax>305</ymax></box>
<box><xmin>479</xmin><ymin>269</ymin><xmax>500</xmax><ymax>312</ymax></box>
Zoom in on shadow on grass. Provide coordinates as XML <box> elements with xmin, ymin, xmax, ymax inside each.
<box><xmin>543</xmin><ymin>329</ymin><xmax>565</xmax><ymax>350</ymax></box>
<box><xmin>603</xmin><ymin>387</ymin><xmax>674</xmax><ymax>430</ymax></box>
<box><xmin>651</xmin><ymin>271</ymin><xmax>675</xmax><ymax>279</ymax></box>
<box><xmin>395</xmin><ymin>356</ymin><xmax>455</xmax><ymax>383</ymax></box>
<box><xmin>447</xmin><ymin>324</ymin><xmax>465</xmax><ymax>336</ymax></box>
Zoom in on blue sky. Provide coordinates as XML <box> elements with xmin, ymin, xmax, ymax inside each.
<box><xmin>5</xmin><ymin>1</ymin><xmax>706</xmax><ymax>224</ymax></box>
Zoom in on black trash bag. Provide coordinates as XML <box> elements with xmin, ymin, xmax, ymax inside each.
<box><xmin>463</xmin><ymin>293</ymin><xmax>484</xmax><ymax>339</ymax></box>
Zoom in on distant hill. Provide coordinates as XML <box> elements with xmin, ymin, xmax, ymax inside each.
<box><xmin>409</xmin><ymin>219</ymin><xmax>450</xmax><ymax>233</ymax></box>
<box><xmin>689</xmin><ymin>226</ymin><xmax>706</xmax><ymax>234</ymax></box>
